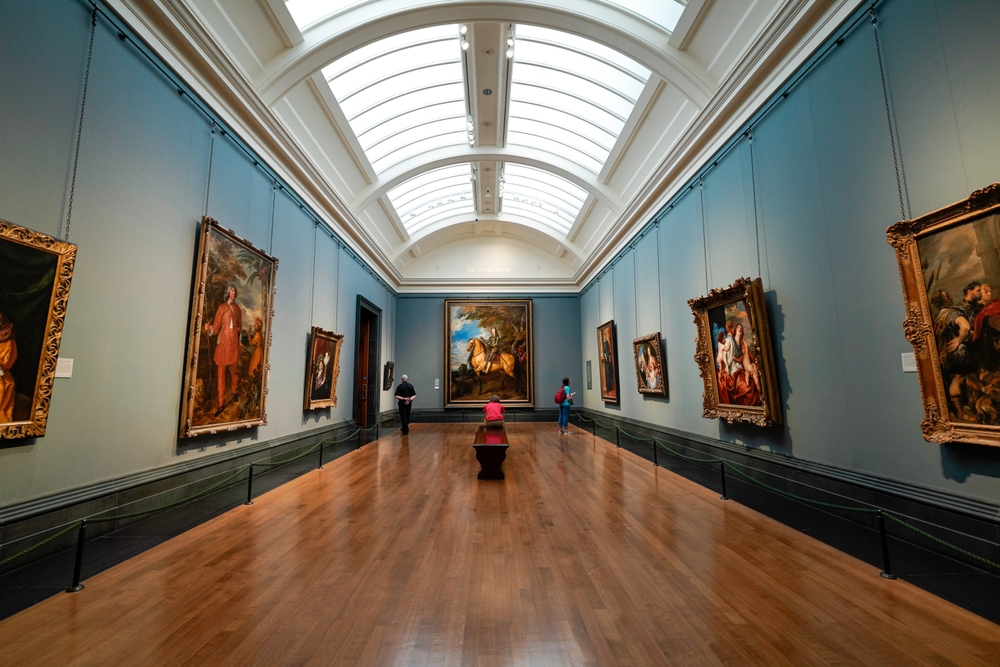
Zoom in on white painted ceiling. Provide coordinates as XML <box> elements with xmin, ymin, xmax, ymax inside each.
<box><xmin>115</xmin><ymin>0</ymin><xmax>862</xmax><ymax>291</ymax></box>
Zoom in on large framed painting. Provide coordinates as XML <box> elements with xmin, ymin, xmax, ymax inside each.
<box><xmin>445</xmin><ymin>299</ymin><xmax>533</xmax><ymax>407</ymax></box>
<box><xmin>382</xmin><ymin>361</ymin><xmax>394</xmax><ymax>391</ymax></box>
<box><xmin>0</xmin><ymin>220</ymin><xmax>76</xmax><ymax>439</ymax></box>
<box><xmin>688</xmin><ymin>277</ymin><xmax>782</xmax><ymax>426</ymax></box>
<box><xmin>179</xmin><ymin>218</ymin><xmax>277</xmax><ymax>438</ymax></box>
<box><xmin>304</xmin><ymin>327</ymin><xmax>342</xmax><ymax>410</ymax></box>
<box><xmin>888</xmin><ymin>182</ymin><xmax>1000</xmax><ymax>446</ymax></box>
<box><xmin>597</xmin><ymin>320</ymin><xmax>619</xmax><ymax>404</ymax></box>
<box><xmin>632</xmin><ymin>332</ymin><xmax>667</xmax><ymax>396</ymax></box>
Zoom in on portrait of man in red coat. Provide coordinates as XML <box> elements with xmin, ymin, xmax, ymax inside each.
<box><xmin>204</xmin><ymin>285</ymin><xmax>242</xmax><ymax>416</ymax></box>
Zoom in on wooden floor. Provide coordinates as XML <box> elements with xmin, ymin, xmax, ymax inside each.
<box><xmin>0</xmin><ymin>423</ymin><xmax>997</xmax><ymax>666</ymax></box>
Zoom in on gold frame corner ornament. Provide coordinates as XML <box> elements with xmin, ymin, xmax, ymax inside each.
<box><xmin>0</xmin><ymin>219</ymin><xmax>76</xmax><ymax>439</ymax></box>
<box><xmin>304</xmin><ymin>326</ymin><xmax>343</xmax><ymax>411</ymax></box>
<box><xmin>888</xmin><ymin>182</ymin><xmax>1000</xmax><ymax>447</ymax></box>
<box><xmin>687</xmin><ymin>277</ymin><xmax>782</xmax><ymax>427</ymax></box>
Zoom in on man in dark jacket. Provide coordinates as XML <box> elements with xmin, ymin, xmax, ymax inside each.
<box><xmin>394</xmin><ymin>374</ymin><xmax>416</xmax><ymax>435</ymax></box>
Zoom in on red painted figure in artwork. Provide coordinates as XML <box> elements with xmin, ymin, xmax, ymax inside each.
<box><xmin>204</xmin><ymin>285</ymin><xmax>243</xmax><ymax>416</ymax></box>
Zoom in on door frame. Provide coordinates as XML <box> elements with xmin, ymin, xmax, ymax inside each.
<box><xmin>353</xmin><ymin>295</ymin><xmax>382</xmax><ymax>428</ymax></box>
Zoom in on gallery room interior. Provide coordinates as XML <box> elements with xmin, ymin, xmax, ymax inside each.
<box><xmin>2</xmin><ymin>0</ymin><xmax>1000</xmax><ymax>663</ymax></box>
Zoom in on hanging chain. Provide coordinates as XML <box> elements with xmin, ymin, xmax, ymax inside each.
<box><xmin>64</xmin><ymin>7</ymin><xmax>98</xmax><ymax>243</ymax></box>
<box><xmin>700</xmin><ymin>177</ymin><xmax>709</xmax><ymax>292</ymax></box>
<box><xmin>748</xmin><ymin>129</ymin><xmax>762</xmax><ymax>280</ymax></box>
<box><xmin>632</xmin><ymin>244</ymin><xmax>638</xmax><ymax>335</ymax></box>
<box><xmin>309</xmin><ymin>223</ymin><xmax>318</xmax><ymax>328</ymax></box>
<box><xmin>870</xmin><ymin>2</ymin><xmax>908</xmax><ymax>221</ymax></box>
<box><xmin>204</xmin><ymin>121</ymin><xmax>217</xmax><ymax>217</ymax></box>
<box><xmin>655</xmin><ymin>222</ymin><xmax>662</xmax><ymax>335</ymax></box>
<box><xmin>268</xmin><ymin>180</ymin><xmax>277</xmax><ymax>254</ymax></box>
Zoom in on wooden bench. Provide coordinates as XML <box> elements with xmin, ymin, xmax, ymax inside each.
<box><xmin>473</xmin><ymin>424</ymin><xmax>509</xmax><ymax>480</ymax></box>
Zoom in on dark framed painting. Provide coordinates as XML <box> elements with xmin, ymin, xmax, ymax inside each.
<box><xmin>0</xmin><ymin>219</ymin><xmax>76</xmax><ymax>439</ymax></box>
<box><xmin>597</xmin><ymin>320</ymin><xmax>619</xmax><ymax>404</ymax></box>
<box><xmin>586</xmin><ymin>360</ymin><xmax>593</xmax><ymax>390</ymax></box>
<box><xmin>632</xmin><ymin>332</ymin><xmax>667</xmax><ymax>396</ymax></box>
<box><xmin>179</xmin><ymin>218</ymin><xmax>277</xmax><ymax>438</ymax></box>
<box><xmin>444</xmin><ymin>299</ymin><xmax>533</xmax><ymax>407</ymax></box>
<box><xmin>688</xmin><ymin>277</ymin><xmax>781</xmax><ymax>426</ymax></box>
<box><xmin>382</xmin><ymin>361</ymin><xmax>394</xmax><ymax>391</ymax></box>
<box><xmin>305</xmin><ymin>327</ymin><xmax>342</xmax><ymax>410</ymax></box>
<box><xmin>888</xmin><ymin>182</ymin><xmax>1000</xmax><ymax>446</ymax></box>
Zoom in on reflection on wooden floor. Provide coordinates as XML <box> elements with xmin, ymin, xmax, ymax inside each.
<box><xmin>0</xmin><ymin>423</ymin><xmax>997</xmax><ymax>666</ymax></box>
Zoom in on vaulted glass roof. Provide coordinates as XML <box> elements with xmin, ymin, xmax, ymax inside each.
<box><xmin>321</xmin><ymin>25</ymin><xmax>468</xmax><ymax>174</ymax></box>
<box><xmin>388</xmin><ymin>164</ymin><xmax>475</xmax><ymax>234</ymax></box>
<box><xmin>500</xmin><ymin>164</ymin><xmax>586</xmax><ymax>235</ymax></box>
<box><xmin>507</xmin><ymin>25</ymin><xmax>651</xmax><ymax>174</ymax></box>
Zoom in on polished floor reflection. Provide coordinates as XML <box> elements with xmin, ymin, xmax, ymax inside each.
<box><xmin>0</xmin><ymin>423</ymin><xmax>997</xmax><ymax>666</ymax></box>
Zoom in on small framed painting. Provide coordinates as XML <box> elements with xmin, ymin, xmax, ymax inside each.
<box><xmin>305</xmin><ymin>327</ymin><xmax>343</xmax><ymax>410</ymax></box>
<box><xmin>632</xmin><ymin>333</ymin><xmax>667</xmax><ymax>396</ymax></box>
<box><xmin>586</xmin><ymin>360</ymin><xmax>592</xmax><ymax>390</ymax></box>
<box><xmin>0</xmin><ymin>219</ymin><xmax>76</xmax><ymax>439</ymax></box>
<box><xmin>688</xmin><ymin>277</ymin><xmax>781</xmax><ymax>426</ymax></box>
<box><xmin>596</xmin><ymin>320</ymin><xmax>619</xmax><ymax>404</ymax></box>
<box><xmin>382</xmin><ymin>361</ymin><xmax>394</xmax><ymax>391</ymax></box>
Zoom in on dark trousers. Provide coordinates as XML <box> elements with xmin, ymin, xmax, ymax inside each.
<box><xmin>398</xmin><ymin>401</ymin><xmax>412</xmax><ymax>434</ymax></box>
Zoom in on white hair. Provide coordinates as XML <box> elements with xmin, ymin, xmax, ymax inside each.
<box><xmin>401</xmin><ymin>374</ymin><xmax>408</xmax><ymax>381</ymax></box>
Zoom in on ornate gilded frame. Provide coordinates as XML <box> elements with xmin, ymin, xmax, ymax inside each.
<box><xmin>596</xmin><ymin>319</ymin><xmax>619</xmax><ymax>404</ymax></box>
<box><xmin>688</xmin><ymin>277</ymin><xmax>782</xmax><ymax>426</ymax></box>
<box><xmin>382</xmin><ymin>361</ymin><xmax>394</xmax><ymax>391</ymax></box>
<box><xmin>304</xmin><ymin>326</ymin><xmax>343</xmax><ymax>410</ymax></box>
<box><xmin>0</xmin><ymin>219</ymin><xmax>76</xmax><ymax>439</ymax></box>
<box><xmin>632</xmin><ymin>332</ymin><xmax>668</xmax><ymax>396</ymax></box>
<box><xmin>887</xmin><ymin>183</ymin><xmax>1000</xmax><ymax>446</ymax></box>
<box><xmin>179</xmin><ymin>218</ymin><xmax>277</xmax><ymax>438</ymax></box>
<box><xmin>444</xmin><ymin>298</ymin><xmax>534</xmax><ymax>408</ymax></box>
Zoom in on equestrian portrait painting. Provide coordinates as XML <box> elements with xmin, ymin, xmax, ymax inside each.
<box><xmin>0</xmin><ymin>219</ymin><xmax>76</xmax><ymax>439</ymax></box>
<box><xmin>888</xmin><ymin>182</ymin><xmax>1000</xmax><ymax>447</ymax></box>
<box><xmin>179</xmin><ymin>218</ymin><xmax>277</xmax><ymax>438</ymax></box>
<box><xmin>689</xmin><ymin>277</ymin><xmax>782</xmax><ymax>427</ymax></box>
<box><xmin>304</xmin><ymin>327</ymin><xmax>342</xmax><ymax>410</ymax></box>
<box><xmin>445</xmin><ymin>299</ymin><xmax>533</xmax><ymax>407</ymax></box>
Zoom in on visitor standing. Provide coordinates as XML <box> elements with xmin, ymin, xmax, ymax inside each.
<box><xmin>558</xmin><ymin>376</ymin><xmax>575</xmax><ymax>434</ymax></box>
<box><xmin>394</xmin><ymin>374</ymin><xmax>416</xmax><ymax>435</ymax></box>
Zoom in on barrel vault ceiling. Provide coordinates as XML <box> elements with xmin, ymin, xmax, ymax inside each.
<box><xmin>115</xmin><ymin>0</ymin><xmax>862</xmax><ymax>292</ymax></box>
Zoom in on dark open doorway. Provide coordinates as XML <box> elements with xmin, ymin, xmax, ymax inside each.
<box><xmin>354</xmin><ymin>296</ymin><xmax>381</xmax><ymax>443</ymax></box>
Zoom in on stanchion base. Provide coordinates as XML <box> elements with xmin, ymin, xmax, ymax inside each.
<box><xmin>879</xmin><ymin>571</ymin><xmax>897</xmax><ymax>580</ymax></box>
<box><xmin>244</xmin><ymin>501</ymin><xmax>254</xmax><ymax>506</ymax></box>
<box><xmin>65</xmin><ymin>584</ymin><xmax>84</xmax><ymax>593</ymax></box>
<box><xmin>720</xmin><ymin>495</ymin><xmax>729</xmax><ymax>501</ymax></box>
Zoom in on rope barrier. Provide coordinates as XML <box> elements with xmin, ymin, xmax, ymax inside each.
<box><xmin>0</xmin><ymin>522</ymin><xmax>81</xmax><ymax>568</ymax></box>
<box><xmin>884</xmin><ymin>513</ymin><xmax>1000</xmax><ymax>572</ymax></box>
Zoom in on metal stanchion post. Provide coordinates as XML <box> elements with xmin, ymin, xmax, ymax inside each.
<box><xmin>358</xmin><ymin>427</ymin><xmax>363</xmax><ymax>449</ymax></box>
<box><xmin>720</xmin><ymin>462</ymin><xmax>729</xmax><ymax>500</ymax></box>
<box><xmin>877</xmin><ymin>511</ymin><xmax>897</xmax><ymax>580</ymax></box>
<box><xmin>318</xmin><ymin>439</ymin><xmax>324</xmax><ymax>469</ymax></box>
<box><xmin>65</xmin><ymin>520</ymin><xmax>87</xmax><ymax>593</ymax></box>
<box><xmin>652</xmin><ymin>439</ymin><xmax>658</xmax><ymax>467</ymax></box>
<box><xmin>245</xmin><ymin>465</ymin><xmax>254</xmax><ymax>506</ymax></box>
<box><xmin>615</xmin><ymin>428</ymin><xmax>620</xmax><ymax>448</ymax></box>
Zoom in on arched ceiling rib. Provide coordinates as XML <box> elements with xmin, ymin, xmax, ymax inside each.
<box><xmin>254</xmin><ymin>1</ymin><xmax>715</xmax><ymax>107</ymax></box>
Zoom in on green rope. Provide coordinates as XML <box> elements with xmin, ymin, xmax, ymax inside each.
<box><xmin>884</xmin><ymin>513</ymin><xmax>1000</xmax><ymax>572</ymax></box>
<box><xmin>722</xmin><ymin>462</ymin><xmax>878</xmax><ymax>514</ymax></box>
<box><xmin>617</xmin><ymin>426</ymin><xmax>656</xmax><ymax>443</ymax></box>
<box><xmin>0</xmin><ymin>521</ymin><xmax>82</xmax><ymax>567</ymax></box>
<box><xmin>652</xmin><ymin>438</ymin><xmax>723</xmax><ymax>465</ymax></box>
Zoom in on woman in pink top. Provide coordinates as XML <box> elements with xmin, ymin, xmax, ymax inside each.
<box><xmin>483</xmin><ymin>394</ymin><xmax>505</xmax><ymax>424</ymax></box>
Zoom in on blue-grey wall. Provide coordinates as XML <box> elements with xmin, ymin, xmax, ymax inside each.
<box><xmin>0</xmin><ymin>0</ymin><xmax>396</xmax><ymax>507</ymax></box>
<box><xmin>581</xmin><ymin>0</ymin><xmax>1000</xmax><ymax>503</ymax></box>
<box><xmin>396</xmin><ymin>295</ymin><xmax>581</xmax><ymax>410</ymax></box>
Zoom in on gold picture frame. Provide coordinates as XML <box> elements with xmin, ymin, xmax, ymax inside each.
<box><xmin>688</xmin><ymin>277</ymin><xmax>782</xmax><ymax>426</ymax></box>
<box><xmin>632</xmin><ymin>332</ymin><xmax>667</xmax><ymax>396</ymax></box>
<box><xmin>597</xmin><ymin>320</ymin><xmax>619</xmax><ymax>404</ymax></box>
<box><xmin>304</xmin><ymin>326</ymin><xmax>343</xmax><ymax>410</ymax></box>
<box><xmin>0</xmin><ymin>219</ymin><xmax>76</xmax><ymax>439</ymax></box>
<box><xmin>179</xmin><ymin>218</ymin><xmax>277</xmax><ymax>438</ymax></box>
<box><xmin>887</xmin><ymin>182</ymin><xmax>1000</xmax><ymax>446</ymax></box>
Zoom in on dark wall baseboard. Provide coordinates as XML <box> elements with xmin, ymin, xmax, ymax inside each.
<box><xmin>574</xmin><ymin>408</ymin><xmax>1000</xmax><ymax>573</ymax></box>
<box><xmin>0</xmin><ymin>422</ymin><xmax>359</xmax><ymax>575</ymax></box>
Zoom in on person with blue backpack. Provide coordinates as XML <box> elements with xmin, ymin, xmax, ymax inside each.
<box><xmin>555</xmin><ymin>376</ymin><xmax>576</xmax><ymax>434</ymax></box>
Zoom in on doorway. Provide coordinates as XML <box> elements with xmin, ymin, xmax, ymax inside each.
<box><xmin>354</xmin><ymin>296</ymin><xmax>381</xmax><ymax>442</ymax></box>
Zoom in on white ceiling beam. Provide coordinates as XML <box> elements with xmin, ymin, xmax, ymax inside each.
<box><xmin>598</xmin><ymin>77</ymin><xmax>666</xmax><ymax>185</ymax></box>
<box><xmin>306</xmin><ymin>72</ymin><xmax>378</xmax><ymax>184</ymax></box>
<box><xmin>391</xmin><ymin>217</ymin><xmax>583</xmax><ymax>264</ymax></box>
<box><xmin>258</xmin><ymin>0</ymin><xmax>304</xmax><ymax>47</ymax></box>
<box><xmin>668</xmin><ymin>0</ymin><xmax>715</xmax><ymax>51</ymax></box>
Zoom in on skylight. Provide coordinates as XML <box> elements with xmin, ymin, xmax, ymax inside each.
<box><xmin>322</xmin><ymin>25</ymin><xmax>468</xmax><ymax>174</ymax></box>
<box><xmin>507</xmin><ymin>25</ymin><xmax>651</xmax><ymax>175</ymax></box>
<box><xmin>603</xmin><ymin>0</ymin><xmax>686</xmax><ymax>32</ymax></box>
<box><xmin>388</xmin><ymin>164</ymin><xmax>476</xmax><ymax>234</ymax></box>
<box><xmin>500</xmin><ymin>164</ymin><xmax>587</xmax><ymax>234</ymax></box>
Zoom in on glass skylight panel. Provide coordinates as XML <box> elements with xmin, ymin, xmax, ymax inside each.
<box><xmin>322</xmin><ymin>26</ymin><xmax>467</xmax><ymax>174</ymax></box>
<box><xmin>285</xmin><ymin>0</ymin><xmax>364</xmax><ymax>30</ymax></box>
<box><xmin>501</xmin><ymin>165</ymin><xmax>586</xmax><ymax>234</ymax></box>
<box><xmin>508</xmin><ymin>25</ymin><xmax>650</xmax><ymax>175</ymax></box>
<box><xmin>388</xmin><ymin>164</ymin><xmax>475</xmax><ymax>233</ymax></box>
<box><xmin>603</xmin><ymin>0</ymin><xmax>686</xmax><ymax>33</ymax></box>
